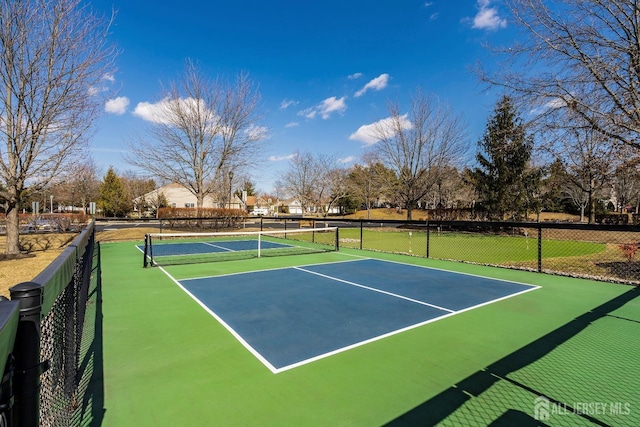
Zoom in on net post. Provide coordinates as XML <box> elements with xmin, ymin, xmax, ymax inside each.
<box><xmin>336</xmin><ymin>227</ymin><xmax>340</xmax><ymax>251</ymax></box>
<box><xmin>258</xmin><ymin>232</ymin><xmax>262</xmax><ymax>258</ymax></box>
<box><xmin>143</xmin><ymin>234</ymin><xmax>149</xmax><ymax>268</ymax></box>
<box><xmin>359</xmin><ymin>221</ymin><xmax>363</xmax><ymax>250</ymax></box>
<box><xmin>148</xmin><ymin>234</ymin><xmax>155</xmax><ymax>267</ymax></box>
<box><xmin>9</xmin><ymin>282</ymin><xmax>48</xmax><ymax>427</ymax></box>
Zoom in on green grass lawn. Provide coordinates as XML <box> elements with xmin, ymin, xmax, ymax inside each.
<box><xmin>338</xmin><ymin>228</ymin><xmax>605</xmax><ymax>263</ymax></box>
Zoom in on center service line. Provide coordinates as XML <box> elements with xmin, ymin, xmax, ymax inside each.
<box><xmin>293</xmin><ymin>266</ymin><xmax>455</xmax><ymax>313</ymax></box>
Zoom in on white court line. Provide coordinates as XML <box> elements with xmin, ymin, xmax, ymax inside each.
<box><xmin>202</xmin><ymin>241</ymin><xmax>235</xmax><ymax>252</ymax></box>
<box><xmin>294</xmin><ymin>266</ymin><xmax>455</xmax><ymax>313</ymax></box>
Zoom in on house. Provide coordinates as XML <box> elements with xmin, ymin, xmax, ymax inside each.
<box><xmin>134</xmin><ymin>183</ymin><xmax>242</xmax><ymax>213</ymax></box>
<box><xmin>282</xmin><ymin>198</ymin><xmax>303</xmax><ymax>215</ymax></box>
<box><xmin>279</xmin><ymin>198</ymin><xmax>340</xmax><ymax>215</ymax></box>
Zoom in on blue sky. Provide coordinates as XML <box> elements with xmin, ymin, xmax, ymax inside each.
<box><xmin>90</xmin><ymin>0</ymin><xmax>513</xmax><ymax>192</ymax></box>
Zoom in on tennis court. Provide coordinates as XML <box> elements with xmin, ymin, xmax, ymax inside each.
<box><xmin>168</xmin><ymin>258</ymin><xmax>538</xmax><ymax>373</ymax></box>
<box><xmin>97</xmin><ymin>231</ymin><xmax>640</xmax><ymax>426</ymax></box>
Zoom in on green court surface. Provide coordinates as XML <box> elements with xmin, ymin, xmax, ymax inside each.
<box><xmin>98</xmin><ymin>240</ymin><xmax>639</xmax><ymax>426</ymax></box>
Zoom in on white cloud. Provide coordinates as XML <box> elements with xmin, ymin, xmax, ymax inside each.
<box><xmin>280</xmin><ymin>99</ymin><xmax>298</xmax><ymax>109</ymax></box>
<box><xmin>355</xmin><ymin>73</ymin><xmax>390</xmax><ymax>97</ymax></box>
<box><xmin>472</xmin><ymin>0</ymin><xmax>507</xmax><ymax>30</ymax></box>
<box><xmin>285</xmin><ymin>121</ymin><xmax>299</xmax><ymax>128</ymax></box>
<box><xmin>268</xmin><ymin>153</ymin><xmax>297</xmax><ymax>162</ymax></box>
<box><xmin>133</xmin><ymin>97</ymin><xmax>210</xmax><ymax>125</ymax></box>
<box><xmin>245</xmin><ymin>124</ymin><xmax>268</xmax><ymax>141</ymax></box>
<box><xmin>349</xmin><ymin>114</ymin><xmax>413</xmax><ymax>146</ymax></box>
<box><xmin>88</xmin><ymin>85</ymin><xmax>107</xmax><ymax>96</ymax></box>
<box><xmin>133</xmin><ymin>100</ymin><xmax>171</xmax><ymax>123</ymax></box>
<box><xmin>529</xmin><ymin>97</ymin><xmax>570</xmax><ymax>115</ymax></box>
<box><xmin>102</xmin><ymin>72</ymin><xmax>116</xmax><ymax>82</ymax></box>
<box><xmin>105</xmin><ymin>96</ymin><xmax>130</xmax><ymax>115</ymax></box>
<box><xmin>89</xmin><ymin>72</ymin><xmax>117</xmax><ymax>96</ymax></box>
<box><xmin>298</xmin><ymin>96</ymin><xmax>348</xmax><ymax>120</ymax></box>
<box><xmin>348</xmin><ymin>72</ymin><xmax>363</xmax><ymax>80</ymax></box>
<box><xmin>339</xmin><ymin>156</ymin><xmax>356</xmax><ymax>164</ymax></box>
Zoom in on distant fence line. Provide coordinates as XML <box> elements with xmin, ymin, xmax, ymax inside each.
<box><xmin>248</xmin><ymin>217</ymin><xmax>639</xmax><ymax>285</ymax></box>
<box><xmin>113</xmin><ymin>215</ymin><xmax>640</xmax><ymax>284</ymax></box>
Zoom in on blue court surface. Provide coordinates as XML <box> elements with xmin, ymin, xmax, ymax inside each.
<box><xmin>173</xmin><ymin>258</ymin><xmax>539</xmax><ymax>373</ymax></box>
<box><xmin>146</xmin><ymin>239</ymin><xmax>291</xmax><ymax>257</ymax></box>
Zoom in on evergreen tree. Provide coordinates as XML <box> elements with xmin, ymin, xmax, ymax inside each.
<box><xmin>469</xmin><ymin>96</ymin><xmax>536</xmax><ymax>220</ymax></box>
<box><xmin>236</xmin><ymin>180</ymin><xmax>256</xmax><ymax>198</ymax></box>
<box><xmin>541</xmin><ymin>159</ymin><xmax>570</xmax><ymax>213</ymax></box>
<box><xmin>99</xmin><ymin>167</ymin><xmax>131</xmax><ymax>217</ymax></box>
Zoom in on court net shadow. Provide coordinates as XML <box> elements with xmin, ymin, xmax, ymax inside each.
<box><xmin>385</xmin><ymin>286</ymin><xmax>640</xmax><ymax>426</ymax></box>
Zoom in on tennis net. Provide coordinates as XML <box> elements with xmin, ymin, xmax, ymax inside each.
<box><xmin>143</xmin><ymin>226</ymin><xmax>340</xmax><ymax>267</ymax></box>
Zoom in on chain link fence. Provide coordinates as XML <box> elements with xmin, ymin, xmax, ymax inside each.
<box><xmin>1</xmin><ymin>221</ymin><xmax>101</xmax><ymax>427</ymax></box>
<box><xmin>255</xmin><ymin>218</ymin><xmax>640</xmax><ymax>285</ymax></box>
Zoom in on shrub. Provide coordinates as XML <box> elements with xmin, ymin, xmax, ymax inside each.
<box><xmin>619</xmin><ymin>243</ymin><xmax>638</xmax><ymax>262</ymax></box>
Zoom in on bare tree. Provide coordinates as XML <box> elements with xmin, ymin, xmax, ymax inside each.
<box><xmin>542</xmin><ymin>104</ymin><xmax>616</xmax><ymax>223</ymax></box>
<box><xmin>613</xmin><ymin>152</ymin><xmax>640</xmax><ymax>214</ymax></box>
<box><xmin>322</xmin><ymin>166</ymin><xmax>349</xmax><ymax>216</ymax></box>
<box><xmin>549</xmin><ymin>123</ymin><xmax>614</xmax><ymax>223</ymax></box>
<box><xmin>370</xmin><ymin>90</ymin><xmax>468</xmax><ymax>220</ymax></box>
<box><xmin>279</xmin><ymin>152</ymin><xmax>344</xmax><ymax>216</ymax></box>
<box><xmin>280</xmin><ymin>152</ymin><xmax>317</xmax><ymax>215</ymax></box>
<box><xmin>563</xmin><ymin>179</ymin><xmax>589</xmax><ymax>222</ymax></box>
<box><xmin>347</xmin><ymin>158</ymin><xmax>395</xmax><ymax>218</ymax></box>
<box><xmin>47</xmin><ymin>158</ymin><xmax>101</xmax><ymax>213</ymax></box>
<box><xmin>126</xmin><ymin>61</ymin><xmax>266</xmax><ymax>211</ymax></box>
<box><xmin>71</xmin><ymin>159</ymin><xmax>101</xmax><ymax>214</ymax></box>
<box><xmin>0</xmin><ymin>0</ymin><xmax>116</xmax><ymax>255</ymax></box>
<box><xmin>480</xmin><ymin>0</ymin><xmax>640</xmax><ymax>149</ymax></box>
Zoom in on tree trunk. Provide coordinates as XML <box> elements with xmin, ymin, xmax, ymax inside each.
<box><xmin>197</xmin><ymin>193</ymin><xmax>205</xmax><ymax>227</ymax></box>
<box><xmin>588</xmin><ymin>186</ymin><xmax>596</xmax><ymax>224</ymax></box>
<box><xmin>5</xmin><ymin>200</ymin><xmax>20</xmax><ymax>255</ymax></box>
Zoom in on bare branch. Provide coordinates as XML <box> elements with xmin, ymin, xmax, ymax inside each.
<box><xmin>126</xmin><ymin>62</ymin><xmax>266</xmax><ymax>209</ymax></box>
<box><xmin>0</xmin><ymin>0</ymin><xmax>117</xmax><ymax>254</ymax></box>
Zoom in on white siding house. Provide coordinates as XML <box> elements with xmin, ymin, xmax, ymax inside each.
<box><xmin>134</xmin><ymin>183</ymin><xmax>242</xmax><ymax>212</ymax></box>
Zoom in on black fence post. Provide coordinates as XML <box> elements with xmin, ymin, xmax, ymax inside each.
<box><xmin>0</xmin><ymin>299</ymin><xmax>19</xmax><ymax>427</ymax></box>
<box><xmin>10</xmin><ymin>283</ymin><xmax>48</xmax><ymax>427</ymax></box>
<box><xmin>426</xmin><ymin>221</ymin><xmax>430</xmax><ymax>258</ymax></box>
<box><xmin>359</xmin><ymin>221</ymin><xmax>363</xmax><ymax>250</ymax></box>
<box><xmin>538</xmin><ymin>222</ymin><xmax>542</xmax><ymax>273</ymax></box>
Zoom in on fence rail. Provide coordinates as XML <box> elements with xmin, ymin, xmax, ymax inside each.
<box><xmin>0</xmin><ymin>221</ymin><xmax>101</xmax><ymax>427</ymax></box>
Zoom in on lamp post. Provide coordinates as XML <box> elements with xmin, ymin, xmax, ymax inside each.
<box><xmin>50</xmin><ymin>195</ymin><xmax>53</xmax><ymax>214</ymax></box>
<box><xmin>228</xmin><ymin>170</ymin><xmax>234</xmax><ymax>209</ymax></box>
